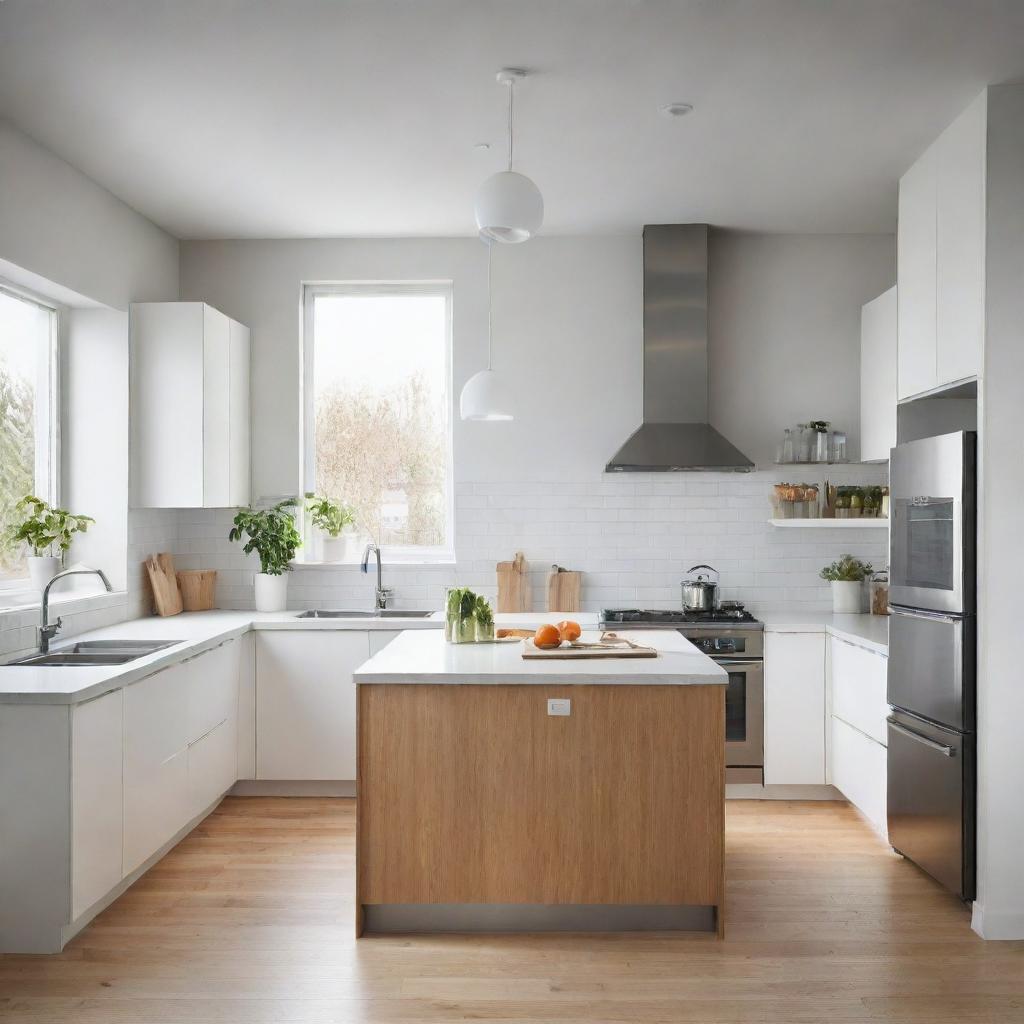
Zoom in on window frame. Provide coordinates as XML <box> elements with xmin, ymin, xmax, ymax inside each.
<box><xmin>300</xmin><ymin>280</ymin><xmax>455</xmax><ymax>564</ymax></box>
<box><xmin>0</xmin><ymin>280</ymin><xmax>61</xmax><ymax>595</ymax></box>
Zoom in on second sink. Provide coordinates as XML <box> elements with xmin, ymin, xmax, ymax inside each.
<box><xmin>297</xmin><ymin>610</ymin><xmax>434</xmax><ymax>619</ymax></box>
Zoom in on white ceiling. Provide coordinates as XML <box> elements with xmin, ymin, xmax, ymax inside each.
<box><xmin>1</xmin><ymin>0</ymin><xmax>1022</xmax><ymax>239</ymax></box>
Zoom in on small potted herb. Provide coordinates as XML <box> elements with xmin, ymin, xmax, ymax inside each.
<box><xmin>229</xmin><ymin>499</ymin><xmax>303</xmax><ymax>611</ymax></box>
<box><xmin>9</xmin><ymin>496</ymin><xmax>94</xmax><ymax>591</ymax></box>
<box><xmin>306</xmin><ymin>494</ymin><xmax>357</xmax><ymax>562</ymax></box>
<box><xmin>820</xmin><ymin>554</ymin><xmax>873</xmax><ymax>613</ymax></box>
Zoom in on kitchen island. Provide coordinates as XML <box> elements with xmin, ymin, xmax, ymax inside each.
<box><xmin>353</xmin><ymin>628</ymin><xmax>728</xmax><ymax>936</ymax></box>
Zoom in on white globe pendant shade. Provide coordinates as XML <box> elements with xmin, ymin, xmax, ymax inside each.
<box><xmin>460</xmin><ymin>368</ymin><xmax>513</xmax><ymax>421</ymax></box>
<box><xmin>475</xmin><ymin>170</ymin><xmax>544</xmax><ymax>244</ymax></box>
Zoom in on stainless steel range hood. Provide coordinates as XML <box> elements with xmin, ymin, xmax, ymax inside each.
<box><xmin>606</xmin><ymin>225</ymin><xmax>754</xmax><ymax>472</ymax></box>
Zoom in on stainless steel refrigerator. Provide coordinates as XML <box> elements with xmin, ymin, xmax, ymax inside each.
<box><xmin>887</xmin><ymin>430</ymin><xmax>976</xmax><ymax>900</ymax></box>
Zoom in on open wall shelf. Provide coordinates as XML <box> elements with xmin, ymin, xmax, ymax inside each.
<box><xmin>769</xmin><ymin>518</ymin><xmax>889</xmax><ymax>529</ymax></box>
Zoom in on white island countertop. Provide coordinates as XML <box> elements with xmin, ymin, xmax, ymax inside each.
<box><xmin>353</xmin><ymin>628</ymin><xmax>727</xmax><ymax>686</ymax></box>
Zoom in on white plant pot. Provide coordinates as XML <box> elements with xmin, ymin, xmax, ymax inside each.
<box><xmin>27</xmin><ymin>556</ymin><xmax>61</xmax><ymax>592</ymax></box>
<box><xmin>321</xmin><ymin>536</ymin><xmax>346</xmax><ymax>563</ymax></box>
<box><xmin>254</xmin><ymin>572</ymin><xmax>289</xmax><ymax>612</ymax></box>
<box><xmin>831</xmin><ymin>580</ymin><xmax>864</xmax><ymax>614</ymax></box>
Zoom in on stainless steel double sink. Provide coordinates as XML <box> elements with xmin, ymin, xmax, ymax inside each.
<box><xmin>9</xmin><ymin>639</ymin><xmax>178</xmax><ymax>667</ymax></box>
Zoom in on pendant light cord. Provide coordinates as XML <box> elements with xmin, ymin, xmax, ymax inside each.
<box><xmin>507</xmin><ymin>78</ymin><xmax>514</xmax><ymax>172</ymax></box>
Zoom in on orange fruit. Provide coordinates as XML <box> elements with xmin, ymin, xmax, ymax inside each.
<box><xmin>557</xmin><ymin>619</ymin><xmax>581</xmax><ymax>642</ymax></box>
<box><xmin>534</xmin><ymin>624</ymin><xmax>562</xmax><ymax>649</ymax></box>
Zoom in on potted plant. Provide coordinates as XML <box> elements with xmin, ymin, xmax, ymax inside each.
<box><xmin>820</xmin><ymin>554</ymin><xmax>873</xmax><ymax>613</ymax></box>
<box><xmin>229</xmin><ymin>499</ymin><xmax>302</xmax><ymax>612</ymax></box>
<box><xmin>10</xmin><ymin>495</ymin><xmax>94</xmax><ymax>591</ymax></box>
<box><xmin>306</xmin><ymin>495</ymin><xmax>357</xmax><ymax>562</ymax></box>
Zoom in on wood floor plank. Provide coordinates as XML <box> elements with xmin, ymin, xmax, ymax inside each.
<box><xmin>1</xmin><ymin>797</ymin><xmax>1022</xmax><ymax>1023</ymax></box>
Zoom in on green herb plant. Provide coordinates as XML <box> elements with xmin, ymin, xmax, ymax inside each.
<box><xmin>10</xmin><ymin>495</ymin><xmax>94</xmax><ymax>563</ymax></box>
<box><xmin>305</xmin><ymin>495</ymin><xmax>356</xmax><ymax>538</ymax></box>
<box><xmin>229</xmin><ymin>499</ymin><xmax>302</xmax><ymax>575</ymax></box>
<box><xmin>820</xmin><ymin>554</ymin><xmax>874</xmax><ymax>582</ymax></box>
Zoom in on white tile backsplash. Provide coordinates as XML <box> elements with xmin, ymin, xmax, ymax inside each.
<box><xmin>164</xmin><ymin>467</ymin><xmax>889</xmax><ymax>614</ymax></box>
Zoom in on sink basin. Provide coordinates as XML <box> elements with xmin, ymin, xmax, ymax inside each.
<box><xmin>8</xmin><ymin>639</ymin><xmax>177</xmax><ymax>667</ymax></box>
<box><xmin>297</xmin><ymin>609</ymin><xmax>434</xmax><ymax>619</ymax></box>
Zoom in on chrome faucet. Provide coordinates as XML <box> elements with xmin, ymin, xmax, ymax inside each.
<box><xmin>360</xmin><ymin>543</ymin><xmax>393</xmax><ymax>610</ymax></box>
<box><xmin>40</xmin><ymin>567</ymin><xmax>113</xmax><ymax>653</ymax></box>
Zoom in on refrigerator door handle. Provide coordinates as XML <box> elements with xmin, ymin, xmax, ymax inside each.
<box><xmin>888</xmin><ymin>605</ymin><xmax>962</xmax><ymax>624</ymax></box>
<box><xmin>887</xmin><ymin>716</ymin><xmax>957</xmax><ymax>757</ymax></box>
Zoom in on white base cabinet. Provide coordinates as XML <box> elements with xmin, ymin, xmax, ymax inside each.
<box><xmin>256</xmin><ymin>631</ymin><xmax>370</xmax><ymax>780</ymax></box>
<box><xmin>827</xmin><ymin>636</ymin><xmax>889</xmax><ymax>837</ymax></box>
<box><xmin>763</xmin><ymin>632</ymin><xmax>826</xmax><ymax>785</ymax></box>
<box><xmin>71</xmin><ymin>691</ymin><xmax>123</xmax><ymax>920</ymax></box>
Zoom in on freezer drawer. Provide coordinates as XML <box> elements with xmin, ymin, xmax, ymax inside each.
<box><xmin>887</xmin><ymin>607</ymin><xmax>973</xmax><ymax>731</ymax></box>
<box><xmin>887</xmin><ymin>710</ymin><xmax>974</xmax><ymax>900</ymax></box>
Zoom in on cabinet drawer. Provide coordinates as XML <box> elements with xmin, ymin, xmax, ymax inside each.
<box><xmin>831</xmin><ymin>716</ymin><xmax>887</xmax><ymax>838</ymax></box>
<box><xmin>188</xmin><ymin>717</ymin><xmax>237</xmax><ymax>820</ymax></box>
<box><xmin>187</xmin><ymin>640</ymin><xmax>239</xmax><ymax>743</ymax></box>
<box><xmin>123</xmin><ymin>747</ymin><xmax>188</xmax><ymax>875</ymax></box>
<box><xmin>829</xmin><ymin>637</ymin><xmax>888</xmax><ymax>745</ymax></box>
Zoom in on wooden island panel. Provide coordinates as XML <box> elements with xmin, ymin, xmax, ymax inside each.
<box><xmin>357</xmin><ymin>683</ymin><xmax>724</xmax><ymax>916</ymax></box>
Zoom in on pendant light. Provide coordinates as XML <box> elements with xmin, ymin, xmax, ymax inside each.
<box><xmin>474</xmin><ymin>68</ymin><xmax>543</xmax><ymax>244</ymax></box>
<box><xmin>460</xmin><ymin>238</ymin><xmax>513</xmax><ymax>421</ymax></box>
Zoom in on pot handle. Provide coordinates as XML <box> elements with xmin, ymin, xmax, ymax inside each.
<box><xmin>685</xmin><ymin>563</ymin><xmax>719</xmax><ymax>583</ymax></box>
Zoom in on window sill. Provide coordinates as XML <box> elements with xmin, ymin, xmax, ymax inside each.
<box><xmin>0</xmin><ymin>588</ymin><xmax>129</xmax><ymax>617</ymax></box>
<box><xmin>291</xmin><ymin>560</ymin><xmax>456</xmax><ymax>571</ymax></box>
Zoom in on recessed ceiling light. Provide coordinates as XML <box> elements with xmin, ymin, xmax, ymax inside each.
<box><xmin>473</xmin><ymin>142</ymin><xmax>491</xmax><ymax>151</ymax></box>
<box><xmin>660</xmin><ymin>102</ymin><xmax>694</xmax><ymax>119</ymax></box>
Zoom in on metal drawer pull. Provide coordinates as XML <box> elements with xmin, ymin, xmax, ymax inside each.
<box><xmin>888</xmin><ymin>719</ymin><xmax>956</xmax><ymax>757</ymax></box>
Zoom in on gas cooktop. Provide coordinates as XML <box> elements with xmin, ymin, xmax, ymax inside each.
<box><xmin>600</xmin><ymin>607</ymin><xmax>762</xmax><ymax>628</ymax></box>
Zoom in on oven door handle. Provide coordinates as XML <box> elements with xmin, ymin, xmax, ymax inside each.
<box><xmin>887</xmin><ymin>717</ymin><xmax>957</xmax><ymax>757</ymax></box>
<box><xmin>710</xmin><ymin>659</ymin><xmax>762</xmax><ymax>668</ymax></box>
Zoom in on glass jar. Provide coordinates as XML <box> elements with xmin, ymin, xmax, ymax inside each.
<box><xmin>796</xmin><ymin>424</ymin><xmax>811</xmax><ymax>463</ymax></box>
<box><xmin>814</xmin><ymin>423</ymin><xmax>831</xmax><ymax>463</ymax></box>
<box><xmin>781</xmin><ymin>428</ymin><xmax>794</xmax><ymax>464</ymax></box>
<box><xmin>831</xmin><ymin>431</ymin><xmax>848</xmax><ymax>463</ymax></box>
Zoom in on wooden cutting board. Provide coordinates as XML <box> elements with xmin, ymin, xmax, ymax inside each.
<box><xmin>547</xmin><ymin>566</ymin><xmax>581</xmax><ymax>612</ymax></box>
<box><xmin>496</xmin><ymin>551</ymin><xmax>530</xmax><ymax>612</ymax></box>
<box><xmin>521</xmin><ymin>639</ymin><xmax>657</xmax><ymax>660</ymax></box>
<box><xmin>145</xmin><ymin>552</ymin><xmax>182</xmax><ymax>617</ymax></box>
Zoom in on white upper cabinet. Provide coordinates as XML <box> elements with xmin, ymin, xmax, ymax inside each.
<box><xmin>897</xmin><ymin>148</ymin><xmax>938</xmax><ymax>399</ymax></box>
<box><xmin>897</xmin><ymin>92</ymin><xmax>986</xmax><ymax>400</ymax></box>
<box><xmin>935</xmin><ymin>93</ymin><xmax>986</xmax><ymax>387</ymax></box>
<box><xmin>130</xmin><ymin>302</ymin><xmax>251</xmax><ymax>508</ymax></box>
<box><xmin>860</xmin><ymin>286</ymin><xmax>897</xmax><ymax>462</ymax></box>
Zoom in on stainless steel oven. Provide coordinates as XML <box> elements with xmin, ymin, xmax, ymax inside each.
<box><xmin>681</xmin><ymin>626</ymin><xmax>764</xmax><ymax>783</ymax></box>
<box><xmin>889</xmin><ymin>431</ymin><xmax>976</xmax><ymax>615</ymax></box>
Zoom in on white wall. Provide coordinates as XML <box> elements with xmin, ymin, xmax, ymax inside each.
<box><xmin>0</xmin><ymin>122</ymin><xmax>179</xmax><ymax>650</ymax></box>
<box><xmin>0</xmin><ymin>121</ymin><xmax>178</xmax><ymax>311</ymax></box>
<box><xmin>178</xmin><ymin>231</ymin><xmax>890</xmax><ymax>612</ymax></box>
<box><xmin>709</xmin><ymin>232</ymin><xmax>896</xmax><ymax>465</ymax></box>
<box><xmin>180</xmin><ymin>231</ymin><xmax>894</xmax><ymax>490</ymax></box>
<box><xmin>973</xmin><ymin>83</ymin><xmax>1024</xmax><ymax>940</ymax></box>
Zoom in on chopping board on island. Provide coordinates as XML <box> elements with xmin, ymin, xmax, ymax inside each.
<box><xmin>522</xmin><ymin>637</ymin><xmax>657</xmax><ymax>660</ymax></box>
<box><xmin>497</xmin><ymin>551</ymin><xmax>530</xmax><ymax>612</ymax></box>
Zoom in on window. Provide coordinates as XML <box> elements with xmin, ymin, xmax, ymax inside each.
<box><xmin>302</xmin><ymin>283</ymin><xmax>453</xmax><ymax>561</ymax></box>
<box><xmin>0</xmin><ymin>285</ymin><xmax>58</xmax><ymax>585</ymax></box>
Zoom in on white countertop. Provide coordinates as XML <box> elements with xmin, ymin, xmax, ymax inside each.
<box><xmin>353</xmin><ymin>627</ymin><xmax>727</xmax><ymax>686</ymax></box>
<box><xmin>756</xmin><ymin>610</ymin><xmax>888</xmax><ymax>655</ymax></box>
<box><xmin>0</xmin><ymin>609</ymin><xmax>444</xmax><ymax>706</ymax></box>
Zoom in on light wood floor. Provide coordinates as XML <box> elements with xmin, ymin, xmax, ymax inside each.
<box><xmin>1</xmin><ymin>798</ymin><xmax>1022</xmax><ymax>1022</ymax></box>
